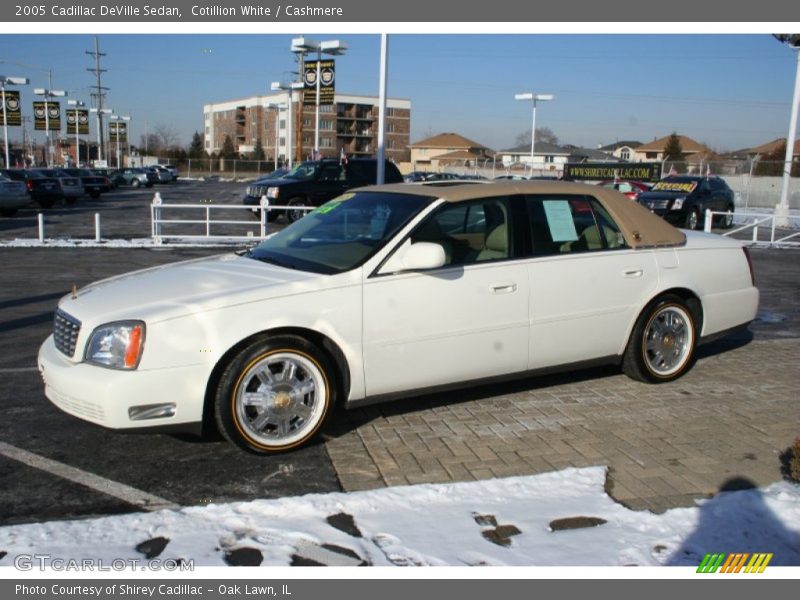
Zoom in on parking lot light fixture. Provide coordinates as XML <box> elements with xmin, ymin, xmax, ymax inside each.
<box><xmin>0</xmin><ymin>75</ymin><xmax>29</xmax><ymax>169</ymax></box>
<box><xmin>67</xmin><ymin>99</ymin><xmax>85</xmax><ymax>166</ymax></box>
<box><xmin>290</xmin><ymin>37</ymin><xmax>347</xmax><ymax>158</ymax></box>
<box><xmin>515</xmin><ymin>92</ymin><xmax>554</xmax><ymax>177</ymax></box>
<box><xmin>34</xmin><ymin>87</ymin><xmax>67</xmax><ymax>167</ymax></box>
<box><xmin>110</xmin><ymin>114</ymin><xmax>130</xmax><ymax>169</ymax></box>
<box><xmin>773</xmin><ymin>34</ymin><xmax>800</xmax><ymax>227</ymax></box>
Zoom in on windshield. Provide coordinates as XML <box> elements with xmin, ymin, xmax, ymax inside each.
<box><xmin>651</xmin><ymin>177</ymin><xmax>698</xmax><ymax>194</ymax></box>
<box><xmin>283</xmin><ymin>162</ymin><xmax>319</xmax><ymax>181</ymax></box>
<box><xmin>246</xmin><ymin>191</ymin><xmax>434</xmax><ymax>274</ymax></box>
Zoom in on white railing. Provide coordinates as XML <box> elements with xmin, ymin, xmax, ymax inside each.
<box><xmin>150</xmin><ymin>193</ymin><xmax>313</xmax><ymax>244</ymax></box>
<box><xmin>703</xmin><ymin>209</ymin><xmax>800</xmax><ymax>247</ymax></box>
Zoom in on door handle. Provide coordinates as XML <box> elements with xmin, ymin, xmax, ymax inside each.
<box><xmin>491</xmin><ymin>283</ymin><xmax>517</xmax><ymax>294</ymax></box>
<box><xmin>623</xmin><ymin>268</ymin><xmax>643</xmax><ymax>278</ymax></box>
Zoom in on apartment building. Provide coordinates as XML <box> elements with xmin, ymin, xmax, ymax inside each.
<box><xmin>203</xmin><ymin>93</ymin><xmax>411</xmax><ymax>163</ymax></box>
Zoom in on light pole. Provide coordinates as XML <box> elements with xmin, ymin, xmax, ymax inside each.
<box><xmin>34</xmin><ymin>87</ymin><xmax>67</xmax><ymax>167</ymax></box>
<box><xmin>265</xmin><ymin>102</ymin><xmax>287</xmax><ymax>170</ymax></box>
<box><xmin>67</xmin><ymin>99</ymin><xmax>85</xmax><ymax>166</ymax></box>
<box><xmin>515</xmin><ymin>92</ymin><xmax>554</xmax><ymax>177</ymax></box>
<box><xmin>291</xmin><ymin>37</ymin><xmax>347</xmax><ymax>158</ymax></box>
<box><xmin>271</xmin><ymin>81</ymin><xmax>304</xmax><ymax>168</ymax></box>
<box><xmin>90</xmin><ymin>107</ymin><xmax>112</xmax><ymax>165</ymax></box>
<box><xmin>774</xmin><ymin>34</ymin><xmax>800</xmax><ymax>227</ymax></box>
<box><xmin>110</xmin><ymin>114</ymin><xmax>130</xmax><ymax>168</ymax></box>
<box><xmin>1</xmin><ymin>75</ymin><xmax>28</xmax><ymax>168</ymax></box>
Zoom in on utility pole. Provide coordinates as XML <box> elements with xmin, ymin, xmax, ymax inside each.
<box><xmin>86</xmin><ymin>36</ymin><xmax>109</xmax><ymax>163</ymax></box>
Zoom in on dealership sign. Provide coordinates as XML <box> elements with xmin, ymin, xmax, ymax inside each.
<box><xmin>109</xmin><ymin>121</ymin><xmax>127</xmax><ymax>142</ymax></box>
<box><xmin>1</xmin><ymin>90</ymin><xmax>22</xmax><ymax>126</ymax></box>
<box><xmin>66</xmin><ymin>108</ymin><xmax>90</xmax><ymax>135</ymax></box>
<box><xmin>563</xmin><ymin>162</ymin><xmax>662</xmax><ymax>182</ymax></box>
<box><xmin>33</xmin><ymin>101</ymin><xmax>61</xmax><ymax>131</ymax></box>
<box><xmin>303</xmin><ymin>59</ymin><xmax>335</xmax><ymax>106</ymax></box>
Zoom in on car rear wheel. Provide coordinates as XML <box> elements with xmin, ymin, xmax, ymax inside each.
<box><xmin>37</xmin><ymin>199</ymin><xmax>55</xmax><ymax>209</ymax></box>
<box><xmin>214</xmin><ymin>335</ymin><xmax>335</xmax><ymax>454</ymax></box>
<box><xmin>131</xmin><ymin>179</ymin><xmax>141</xmax><ymax>188</ymax></box>
<box><xmin>684</xmin><ymin>208</ymin><xmax>701</xmax><ymax>230</ymax></box>
<box><xmin>622</xmin><ymin>295</ymin><xmax>697</xmax><ymax>383</ymax></box>
<box><xmin>719</xmin><ymin>204</ymin><xmax>734</xmax><ymax>229</ymax></box>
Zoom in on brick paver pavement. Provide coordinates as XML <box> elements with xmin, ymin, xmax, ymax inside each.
<box><xmin>325</xmin><ymin>337</ymin><xmax>798</xmax><ymax>513</ymax></box>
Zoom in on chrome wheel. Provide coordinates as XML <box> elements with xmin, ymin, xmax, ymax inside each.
<box><xmin>685</xmin><ymin>209</ymin><xmax>699</xmax><ymax>230</ymax></box>
<box><xmin>643</xmin><ymin>304</ymin><xmax>694</xmax><ymax>377</ymax></box>
<box><xmin>233</xmin><ymin>350</ymin><xmax>327</xmax><ymax>448</ymax></box>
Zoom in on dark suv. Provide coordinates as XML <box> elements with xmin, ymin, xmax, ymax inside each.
<box><xmin>243</xmin><ymin>158</ymin><xmax>404</xmax><ymax>222</ymax></box>
<box><xmin>636</xmin><ymin>175</ymin><xmax>735</xmax><ymax>230</ymax></box>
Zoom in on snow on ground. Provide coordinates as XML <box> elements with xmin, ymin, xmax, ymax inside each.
<box><xmin>1</xmin><ymin>467</ymin><xmax>798</xmax><ymax>568</ymax></box>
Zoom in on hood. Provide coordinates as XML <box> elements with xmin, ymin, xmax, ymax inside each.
<box><xmin>59</xmin><ymin>253</ymin><xmax>321</xmax><ymax>325</ymax></box>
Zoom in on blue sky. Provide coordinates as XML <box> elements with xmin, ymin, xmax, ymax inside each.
<box><xmin>0</xmin><ymin>33</ymin><xmax>797</xmax><ymax>152</ymax></box>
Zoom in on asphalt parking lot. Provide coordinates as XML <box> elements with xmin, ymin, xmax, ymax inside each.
<box><xmin>0</xmin><ymin>180</ymin><xmax>798</xmax><ymax>524</ymax></box>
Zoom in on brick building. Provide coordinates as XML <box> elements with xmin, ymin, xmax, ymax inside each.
<box><xmin>203</xmin><ymin>93</ymin><xmax>411</xmax><ymax>163</ymax></box>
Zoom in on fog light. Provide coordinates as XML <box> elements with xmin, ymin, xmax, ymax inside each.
<box><xmin>128</xmin><ymin>403</ymin><xmax>176</xmax><ymax>421</ymax></box>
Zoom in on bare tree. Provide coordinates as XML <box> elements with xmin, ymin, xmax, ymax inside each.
<box><xmin>514</xmin><ymin>127</ymin><xmax>559</xmax><ymax>148</ymax></box>
<box><xmin>153</xmin><ymin>123</ymin><xmax>181</xmax><ymax>151</ymax></box>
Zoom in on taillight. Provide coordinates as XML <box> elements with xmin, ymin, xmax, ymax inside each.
<box><xmin>26</xmin><ymin>180</ymin><xmax>33</xmax><ymax>192</ymax></box>
<box><xmin>743</xmin><ymin>247</ymin><xmax>755</xmax><ymax>286</ymax></box>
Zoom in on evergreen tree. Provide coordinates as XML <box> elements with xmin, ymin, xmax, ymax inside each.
<box><xmin>188</xmin><ymin>131</ymin><xmax>205</xmax><ymax>158</ymax></box>
<box><xmin>220</xmin><ymin>135</ymin><xmax>237</xmax><ymax>160</ymax></box>
<box><xmin>663</xmin><ymin>133</ymin><xmax>685</xmax><ymax>162</ymax></box>
<box><xmin>754</xmin><ymin>142</ymin><xmax>800</xmax><ymax>177</ymax></box>
<box><xmin>252</xmin><ymin>138</ymin><xmax>266</xmax><ymax>161</ymax></box>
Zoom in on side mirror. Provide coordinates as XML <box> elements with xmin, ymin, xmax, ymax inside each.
<box><xmin>379</xmin><ymin>241</ymin><xmax>446</xmax><ymax>274</ymax></box>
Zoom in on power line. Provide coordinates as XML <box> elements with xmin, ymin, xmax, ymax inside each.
<box><xmin>86</xmin><ymin>35</ymin><xmax>109</xmax><ymax>162</ymax></box>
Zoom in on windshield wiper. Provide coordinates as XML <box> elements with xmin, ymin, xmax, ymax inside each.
<box><xmin>251</xmin><ymin>255</ymin><xmax>297</xmax><ymax>270</ymax></box>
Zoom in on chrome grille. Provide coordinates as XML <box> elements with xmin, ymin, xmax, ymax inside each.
<box><xmin>642</xmin><ymin>199</ymin><xmax>670</xmax><ymax>210</ymax></box>
<box><xmin>53</xmin><ymin>310</ymin><xmax>81</xmax><ymax>358</ymax></box>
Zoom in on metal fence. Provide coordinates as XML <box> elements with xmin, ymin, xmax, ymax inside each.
<box><xmin>703</xmin><ymin>208</ymin><xmax>800</xmax><ymax>248</ymax></box>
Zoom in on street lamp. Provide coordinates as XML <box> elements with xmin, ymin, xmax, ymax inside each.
<box><xmin>774</xmin><ymin>34</ymin><xmax>800</xmax><ymax>227</ymax></box>
<box><xmin>34</xmin><ymin>87</ymin><xmax>67</xmax><ymax>167</ymax></box>
<box><xmin>67</xmin><ymin>99</ymin><xmax>85</xmax><ymax>166</ymax></box>
<box><xmin>109</xmin><ymin>114</ymin><xmax>130</xmax><ymax>168</ymax></box>
<box><xmin>515</xmin><ymin>92</ymin><xmax>554</xmax><ymax>177</ymax></box>
<box><xmin>1</xmin><ymin>75</ymin><xmax>28</xmax><ymax>168</ymax></box>
<box><xmin>291</xmin><ymin>37</ymin><xmax>347</xmax><ymax>158</ymax></box>
<box><xmin>89</xmin><ymin>107</ymin><xmax>112</xmax><ymax>164</ymax></box>
<box><xmin>265</xmin><ymin>102</ymin><xmax>287</xmax><ymax>171</ymax></box>
<box><xmin>271</xmin><ymin>80</ymin><xmax>304</xmax><ymax>168</ymax></box>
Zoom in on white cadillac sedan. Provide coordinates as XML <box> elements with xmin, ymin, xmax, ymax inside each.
<box><xmin>38</xmin><ymin>181</ymin><xmax>759</xmax><ymax>454</ymax></box>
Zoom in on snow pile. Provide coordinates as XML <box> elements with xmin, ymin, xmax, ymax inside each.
<box><xmin>1</xmin><ymin>467</ymin><xmax>798</xmax><ymax>567</ymax></box>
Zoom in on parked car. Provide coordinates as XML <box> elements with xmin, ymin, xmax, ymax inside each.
<box><xmin>242</xmin><ymin>158</ymin><xmax>404</xmax><ymax>222</ymax></box>
<box><xmin>39</xmin><ymin>181</ymin><xmax>759</xmax><ymax>454</ymax></box>
<box><xmin>61</xmin><ymin>168</ymin><xmax>112</xmax><ymax>198</ymax></box>
<box><xmin>146</xmin><ymin>165</ymin><xmax>173</xmax><ymax>184</ymax></box>
<box><xmin>597</xmin><ymin>180</ymin><xmax>653</xmax><ymax>201</ymax></box>
<box><xmin>0</xmin><ymin>169</ymin><xmax>63</xmax><ymax>209</ymax></box>
<box><xmin>0</xmin><ymin>174</ymin><xmax>31</xmax><ymax>217</ymax></box>
<box><xmin>637</xmin><ymin>175</ymin><xmax>735</xmax><ymax>230</ymax></box>
<box><xmin>158</xmin><ymin>164</ymin><xmax>179</xmax><ymax>179</ymax></box>
<box><xmin>33</xmin><ymin>169</ymin><xmax>84</xmax><ymax>204</ymax></box>
<box><xmin>90</xmin><ymin>168</ymin><xmax>120</xmax><ymax>189</ymax></box>
<box><xmin>113</xmin><ymin>167</ymin><xmax>155</xmax><ymax>188</ymax></box>
<box><xmin>494</xmin><ymin>174</ymin><xmax>528</xmax><ymax>180</ymax></box>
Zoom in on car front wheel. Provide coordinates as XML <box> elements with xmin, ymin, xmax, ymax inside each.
<box><xmin>214</xmin><ymin>335</ymin><xmax>335</xmax><ymax>454</ymax></box>
<box><xmin>622</xmin><ymin>295</ymin><xmax>697</xmax><ymax>383</ymax></box>
<box><xmin>285</xmin><ymin>197</ymin><xmax>308</xmax><ymax>223</ymax></box>
<box><xmin>131</xmin><ymin>179</ymin><xmax>141</xmax><ymax>188</ymax></box>
<box><xmin>685</xmin><ymin>208</ymin><xmax>701</xmax><ymax>230</ymax></box>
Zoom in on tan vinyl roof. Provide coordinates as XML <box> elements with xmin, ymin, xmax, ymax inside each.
<box><xmin>362</xmin><ymin>181</ymin><xmax>686</xmax><ymax>249</ymax></box>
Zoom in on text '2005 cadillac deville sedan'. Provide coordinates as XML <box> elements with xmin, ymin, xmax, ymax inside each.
<box><xmin>39</xmin><ymin>181</ymin><xmax>759</xmax><ymax>454</ymax></box>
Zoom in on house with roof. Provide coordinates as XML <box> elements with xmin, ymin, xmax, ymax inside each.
<box><xmin>409</xmin><ymin>132</ymin><xmax>494</xmax><ymax>170</ymax></box>
<box><xmin>599</xmin><ymin>141</ymin><xmax>642</xmax><ymax>162</ymax></box>
<box><xmin>632</xmin><ymin>134</ymin><xmax>713</xmax><ymax>165</ymax></box>
<box><xmin>498</xmin><ymin>142</ymin><xmax>570</xmax><ymax>172</ymax></box>
<box><xmin>563</xmin><ymin>145</ymin><xmax>611</xmax><ymax>164</ymax></box>
<box><xmin>742</xmin><ymin>138</ymin><xmax>800</xmax><ymax>159</ymax></box>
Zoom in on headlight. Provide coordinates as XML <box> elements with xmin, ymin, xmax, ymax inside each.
<box><xmin>671</xmin><ymin>197</ymin><xmax>686</xmax><ymax>210</ymax></box>
<box><xmin>85</xmin><ymin>321</ymin><xmax>145</xmax><ymax>370</ymax></box>
<box><xmin>266</xmin><ymin>187</ymin><xmax>280</xmax><ymax>199</ymax></box>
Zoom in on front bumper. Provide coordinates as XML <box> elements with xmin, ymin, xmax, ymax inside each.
<box><xmin>38</xmin><ymin>335</ymin><xmax>208</xmax><ymax>431</ymax></box>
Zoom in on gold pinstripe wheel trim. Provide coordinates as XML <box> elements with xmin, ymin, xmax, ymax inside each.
<box><xmin>641</xmin><ymin>303</ymin><xmax>695</xmax><ymax>379</ymax></box>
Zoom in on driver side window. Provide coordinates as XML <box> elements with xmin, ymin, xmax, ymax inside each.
<box><xmin>410</xmin><ymin>198</ymin><xmax>512</xmax><ymax>266</ymax></box>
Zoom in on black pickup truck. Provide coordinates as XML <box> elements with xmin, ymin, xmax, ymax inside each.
<box><xmin>243</xmin><ymin>158</ymin><xmax>404</xmax><ymax>222</ymax></box>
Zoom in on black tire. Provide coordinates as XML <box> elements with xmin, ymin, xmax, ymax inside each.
<box><xmin>285</xmin><ymin>197</ymin><xmax>308</xmax><ymax>223</ymax></box>
<box><xmin>622</xmin><ymin>294</ymin><xmax>697</xmax><ymax>383</ymax></box>
<box><xmin>213</xmin><ymin>335</ymin><xmax>336</xmax><ymax>454</ymax></box>
<box><xmin>131</xmin><ymin>179</ymin><xmax>141</xmax><ymax>189</ymax></box>
<box><xmin>89</xmin><ymin>191</ymin><xmax>100</xmax><ymax>199</ymax></box>
<box><xmin>684</xmin><ymin>208</ymin><xmax>701</xmax><ymax>230</ymax></box>
<box><xmin>37</xmin><ymin>199</ymin><xmax>55</xmax><ymax>209</ymax></box>
<box><xmin>65</xmin><ymin>197</ymin><xmax>77</xmax><ymax>205</ymax></box>
<box><xmin>0</xmin><ymin>209</ymin><xmax>18</xmax><ymax>217</ymax></box>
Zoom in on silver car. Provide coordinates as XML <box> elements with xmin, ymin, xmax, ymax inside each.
<box><xmin>0</xmin><ymin>175</ymin><xmax>30</xmax><ymax>217</ymax></box>
<box><xmin>34</xmin><ymin>169</ymin><xmax>85</xmax><ymax>204</ymax></box>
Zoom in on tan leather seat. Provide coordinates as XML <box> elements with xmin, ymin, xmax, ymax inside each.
<box><xmin>477</xmin><ymin>223</ymin><xmax>508</xmax><ymax>261</ymax></box>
